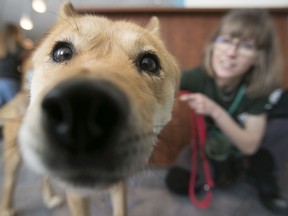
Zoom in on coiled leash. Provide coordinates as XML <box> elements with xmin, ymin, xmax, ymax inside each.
<box><xmin>180</xmin><ymin>85</ymin><xmax>246</xmax><ymax>208</ymax></box>
<box><xmin>189</xmin><ymin>108</ymin><xmax>215</xmax><ymax>208</ymax></box>
<box><xmin>180</xmin><ymin>91</ymin><xmax>214</xmax><ymax>209</ymax></box>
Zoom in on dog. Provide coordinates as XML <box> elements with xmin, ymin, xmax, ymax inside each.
<box><xmin>0</xmin><ymin>59</ymin><xmax>63</xmax><ymax>216</ymax></box>
<box><xmin>18</xmin><ymin>2</ymin><xmax>180</xmax><ymax>216</ymax></box>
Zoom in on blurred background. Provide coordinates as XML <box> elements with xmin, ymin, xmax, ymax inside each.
<box><xmin>0</xmin><ymin>0</ymin><xmax>287</xmax><ymax>41</ymax></box>
<box><xmin>0</xmin><ymin>0</ymin><xmax>288</xmax><ymax>183</ymax></box>
<box><xmin>0</xmin><ymin>1</ymin><xmax>288</xmax><ymax>215</ymax></box>
<box><xmin>1</xmin><ymin>0</ymin><xmax>288</xmax><ymax>181</ymax></box>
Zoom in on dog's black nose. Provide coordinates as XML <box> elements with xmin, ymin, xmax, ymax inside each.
<box><xmin>41</xmin><ymin>78</ymin><xmax>129</xmax><ymax>154</ymax></box>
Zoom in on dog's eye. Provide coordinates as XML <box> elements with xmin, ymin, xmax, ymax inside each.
<box><xmin>137</xmin><ymin>53</ymin><xmax>160</xmax><ymax>75</ymax></box>
<box><xmin>52</xmin><ymin>42</ymin><xmax>75</xmax><ymax>63</ymax></box>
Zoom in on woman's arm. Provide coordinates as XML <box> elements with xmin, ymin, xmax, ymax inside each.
<box><xmin>180</xmin><ymin>93</ymin><xmax>267</xmax><ymax>155</ymax></box>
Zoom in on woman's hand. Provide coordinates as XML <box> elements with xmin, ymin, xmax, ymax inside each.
<box><xmin>179</xmin><ymin>92</ymin><xmax>266</xmax><ymax>155</ymax></box>
<box><xmin>179</xmin><ymin>93</ymin><xmax>219</xmax><ymax>117</ymax></box>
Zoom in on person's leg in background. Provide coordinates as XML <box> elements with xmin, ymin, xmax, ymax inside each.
<box><xmin>248</xmin><ymin>148</ymin><xmax>288</xmax><ymax>215</ymax></box>
<box><xmin>165</xmin><ymin>145</ymin><xmax>214</xmax><ymax>196</ymax></box>
<box><xmin>165</xmin><ymin>145</ymin><xmax>192</xmax><ymax>195</ymax></box>
<box><xmin>0</xmin><ymin>78</ymin><xmax>21</xmax><ymax>107</ymax></box>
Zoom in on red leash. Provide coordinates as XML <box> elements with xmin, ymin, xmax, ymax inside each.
<box><xmin>180</xmin><ymin>91</ymin><xmax>214</xmax><ymax>208</ymax></box>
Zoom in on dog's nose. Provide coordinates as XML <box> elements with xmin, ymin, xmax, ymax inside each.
<box><xmin>41</xmin><ymin>78</ymin><xmax>129</xmax><ymax>154</ymax></box>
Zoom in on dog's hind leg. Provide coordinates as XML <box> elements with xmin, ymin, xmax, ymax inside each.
<box><xmin>66</xmin><ymin>190</ymin><xmax>90</xmax><ymax>216</ymax></box>
<box><xmin>0</xmin><ymin>122</ymin><xmax>21</xmax><ymax>216</ymax></box>
<box><xmin>42</xmin><ymin>177</ymin><xmax>63</xmax><ymax>209</ymax></box>
<box><xmin>110</xmin><ymin>180</ymin><xmax>127</xmax><ymax>216</ymax></box>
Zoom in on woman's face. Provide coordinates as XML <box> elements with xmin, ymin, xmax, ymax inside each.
<box><xmin>212</xmin><ymin>34</ymin><xmax>257</xmax><ymax>83</ymax></box>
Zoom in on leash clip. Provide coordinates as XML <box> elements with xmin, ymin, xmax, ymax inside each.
<box><xmin>203</xmin><ymin>184</ymin><xmax>211</xmax><ymax>192</ymax></box>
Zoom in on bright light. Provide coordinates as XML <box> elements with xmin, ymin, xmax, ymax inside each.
<box><xmin>32</xmin><ymin>0</ymin><xmax>47</xmax><ymax>13</ymax></box>
<box><xmin>20</xmin><ymin>15</ymin><xmax>33</xmax><ymax>30</ymax></box>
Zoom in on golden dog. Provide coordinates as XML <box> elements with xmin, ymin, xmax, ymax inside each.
<box><xmin>0</xmin><ymin>63</ymin><xmax>63</xmax><ymax>216</ymax></box>
<box><xmin>17</xmin><ymin>2</ymin><xmax>179</xmax><ymax>216</ymax></box>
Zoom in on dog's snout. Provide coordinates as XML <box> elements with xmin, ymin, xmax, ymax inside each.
<box><xmin>42</xmin><ymin>78</ymin><xmax>129</xmax><ymax>153</ymax></box>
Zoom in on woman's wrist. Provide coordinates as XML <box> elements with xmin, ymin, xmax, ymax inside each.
<box><xmin>211</xmin><ymin>103</ymin><xmax>224</xmax><ymax>120</ymax></box>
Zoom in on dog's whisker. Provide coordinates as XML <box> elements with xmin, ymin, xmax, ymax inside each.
<box><xmin>0</xmin><ymin>117</ymin><xmax>23</xmax><ymax>123</ymax></box>
<box><xmin>46</xmin><ymin>7</ymin><xmax>80</xmax><ymax>35</ymax></box>
<box><xmin>153</xmin><ymin>124</ymin><xmax>189</xmax><ymax>129</ymax></box>
<box><xmin>122</xmin><ymin>131</ymin><xmax>156</xmax><ymax>146</ymax></box>
<box><xmin>3</xmin><ymin>143</ymin><xmax>18</xmax><ymax>152</ymax></box>
<box><xmin>2</xmin><ymin>140</ymin><xmax>19</xmax><ymax>154</ymax></box>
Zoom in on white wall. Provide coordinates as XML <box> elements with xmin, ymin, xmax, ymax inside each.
<box><xmin>183</xmin><ymin>0</ymin><xmax>288</xmax><ymax>8</ymax></box>
<box><xmin>72</xmin><ymin>0</ymin><xmax>288</xmax><ymax>8</ymax></box>
<box><xmin>1</xmin><ymin>0</ymin><xmax>287</xmax><ymax>41</ymax></box>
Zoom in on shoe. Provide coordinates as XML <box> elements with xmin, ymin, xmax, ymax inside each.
<box><xmin>254</xmin><ymin>177</ymin><xmax>288</xmax><ymax>215</ymax></box>
<box><xmin>259</xmin><ymin>191</ymin><xmax>288</xmax><ymax>215</ymax></box>
<box><xmin>165</xmin><ymin>166</ymin><xmax>202</xmax><ymax>196</ymax></box>
<box><xmin>248</xmin><ymin>149</ymin><xmax>288</xmax><ymax>215</ymax></box>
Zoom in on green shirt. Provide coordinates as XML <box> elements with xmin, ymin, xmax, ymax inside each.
<box><xmin>180</xmin><ymin>66</ymin><xmax>269</xmax><ymax>131</ymax></box>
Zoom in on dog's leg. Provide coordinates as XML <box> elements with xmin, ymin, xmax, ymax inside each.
<box><xmin>66</xmin><ymin>191</ymin><xmax>90</xmax><ymax>216</ymax></box>
<box><xmin>110</xmin><ymin>180</ymin><xmax>127</xmax><ymax>216</ymax></box>
<box><xmin>42</xmin><ymin>177</ymin><xmax>63</xmax><ymax>209</ymax></box>
<box><xmin>0</xmin><ymin>122</ymin><xmax>21</xmax><ymax>216</ymax></box>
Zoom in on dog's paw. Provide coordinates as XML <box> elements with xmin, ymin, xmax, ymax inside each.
<box><xmin>44</xmin><ymin>195</ymin><xmax>64</xmax><ymax>209</ymax></box>
<box><xmin>0</xmin><ymin>208</ymin><xmax>15</xmax><ymax>216</ymax></box>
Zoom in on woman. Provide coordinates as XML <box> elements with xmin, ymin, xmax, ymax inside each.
<box><xmin>0</xmin><ymin>24</ymin><xmax>24</xmax><ymax>107</ymax></box>
<box><xmin>166</xmin><ymin>9</ymin><xmax>288</xmax><ymax>214</ymax></box>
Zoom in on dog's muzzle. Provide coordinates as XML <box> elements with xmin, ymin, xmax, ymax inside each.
<box><xmin>36</xmin><ymin>78</ymin><xmax>136</xmax><ymax>187</ymax></box>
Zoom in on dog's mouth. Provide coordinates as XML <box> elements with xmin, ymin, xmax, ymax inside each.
<box><xmin>41</xmin><ymin>141</ymin><xmax>150</xmax><ymax>188</ymax></box>
<box><xmin>66</xmin><ymin>174</ymin><xmax>114</xmax><ymax>188</ymax></box>
<box><xmin>55</xmin><ymin>171</ymin><xmax>122</xmax><ymax>188</ymax></box>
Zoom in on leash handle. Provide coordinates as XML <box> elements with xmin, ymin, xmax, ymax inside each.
<box><xmin>180</xmin><ymin>91</ymin><xmax>214</xmax><ymax>209</ymax></box>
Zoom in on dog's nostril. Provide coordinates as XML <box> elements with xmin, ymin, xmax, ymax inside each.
<box><xmin>42</xmin><ymin>91</ymin><xmax>71</xmax><ymax>135</ymax></box>
<box><xmin>88</xmin><ymin>97</ymin><xmax>124</xmax><ymax>137</ymax></box>
<box><xmin>87</xmin><ymin>102</ymin><xmax>103</xmax><ymax>137</ymax></box>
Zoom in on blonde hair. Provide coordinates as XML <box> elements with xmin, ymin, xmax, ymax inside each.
<box><xmin>0</xmin><ymin>24</ymin><xmax>23</xmax><ymax>58</ymax></box>
<box><xmin>203</xmin><ymin>9</ymin><xmax>283</xmax><ymax>97</ymax></box>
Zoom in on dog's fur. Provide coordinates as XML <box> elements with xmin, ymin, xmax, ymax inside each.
<box><xmin>0</xmin><ymin>91</ymin><xmax>28</xmax><ymax>216</ymax></box>
<box><xmin>0</xmin><ymin>63</ymin><xmax>63</xmax><ymax>216</ymax></box>
<box><xmin>16</xmin><ymin>2</ymin><xmax>179</xmax><ymax>216</ymax></box>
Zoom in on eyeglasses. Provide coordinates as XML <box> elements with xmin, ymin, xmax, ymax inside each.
<box><xmin>214</xmin><ymin>35</ymin><xmax>257</xmax><ymax>57</ymax></box>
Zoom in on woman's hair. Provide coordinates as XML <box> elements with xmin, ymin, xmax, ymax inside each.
<box><xmin>0</xmin><ymin>23</ymin><xmax>23</xmax><ymax>58</ymax></box>
<box><xmin>203</xmin><ymin>9</ymin><xmax>283</xmax><ymax>97</ymax></box>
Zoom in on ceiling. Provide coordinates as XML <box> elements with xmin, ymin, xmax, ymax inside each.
<box><xmin>0</xmin><ymin>0</ymin><xmax>61</xmax><ymax>41</ymax></box>
<box><xmin>0</xmin><ymin>0</ymin><xmax>173</xmax><ymax>41</ymax></box>
<box><xmin>0</xmin><ymin>0</ymin><xmax>287</xmax><ymax>41</ymax></box>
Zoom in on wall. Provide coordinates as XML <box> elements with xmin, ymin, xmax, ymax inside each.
<box><xmin>79</xmin><ymin>7</ymin><xmax>288</xmax><ymax>166</ymax></box>
<box><xmin>74</xmin><ymin>0</ymin><xmax>288</xmax><ymax>7</ymax></box>
<box><xmin>184</xmin><ymin>0</ymin><xmax>288</xmax><ymax>8</ymax></box>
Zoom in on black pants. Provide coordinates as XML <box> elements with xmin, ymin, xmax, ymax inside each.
<box><xmin>165</xmin><ymin>148</ymin><xmax>276</xmax><ymax>195</ymax></box>
<box><xmin>248</xmin><ymin>149</ymin><xmax>278</xmax><ymax>193</ymax></box>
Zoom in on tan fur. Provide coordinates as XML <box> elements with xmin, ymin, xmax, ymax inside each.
<box><xmin>15</xmin><ymin>2</ymin><xmax>179</xmax><ymax>216</ymax></box>
<box><xmin>0</xmin><ymin>58</ymin><xmax>65</xmax><ymax>216</ymax></box>
<box><xmin>0</xmin><ymin>98</ymin><xmax>23</xmax><ymax>216</ymax></box>
<box><xmin>0</xmin><ymin>92</ymin><xmax>63</xmax><ymax>216</ymax></box>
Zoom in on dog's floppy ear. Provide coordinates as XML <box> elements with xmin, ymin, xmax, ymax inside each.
<box><xmin>58</xmin><ymin>2</ymin><xmax>77</xmax><ymax>19</ymax></box>
<box><xmin>146</xmin><ymin>16</ymin><xmax>160</xmax><ymax>37</ymax></box>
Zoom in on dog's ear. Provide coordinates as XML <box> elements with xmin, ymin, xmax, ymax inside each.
<box><xmin>58</xmin><ymin>2</ymin><xmax>77</xmax><ymax>19</ymax></box>
<box><xmin>146</xmin><ymin>16</ymin><xmax>160</xmax><ymax>37</ymax></box>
